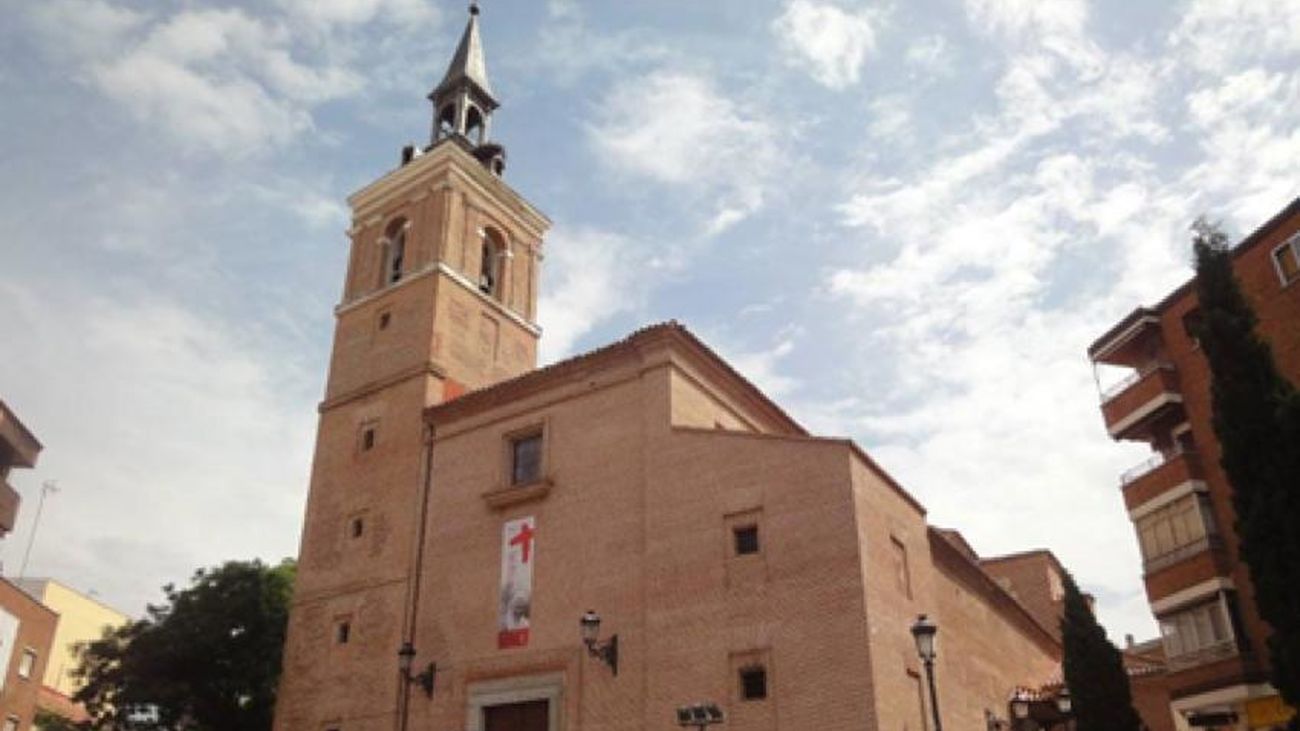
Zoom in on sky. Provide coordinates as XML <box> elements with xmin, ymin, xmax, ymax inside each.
<box><xmin>0</xmin><ymin>0</ymin><xmax>1297</xmax><ymax>642</ymax></box>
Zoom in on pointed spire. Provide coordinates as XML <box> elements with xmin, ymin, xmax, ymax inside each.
<box><xmin>432</xmin><ymin>2</ymin><xmax>496</xmax><ymax>108</ymax></box>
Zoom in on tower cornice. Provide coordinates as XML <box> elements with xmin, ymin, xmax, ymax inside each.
<box><xmin>348</xmin><ymin>141</ymin><xmax>550</xmax><ymax>239</ymax></box>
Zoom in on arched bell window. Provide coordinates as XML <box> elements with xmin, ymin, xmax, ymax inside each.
<box><xmin>479</xmin><ymin>227</ymin><xmax>507</xmax><ymax>299</ymax></box>
<box><xmin>437</xmin><ymin>104</ymin><xmax>457</xmax><ymax>140</ymax></box>
<box><xmin>465</xmin><ymin>105</ymin><xmax>485</xmax><ymax>144</ymax></box>
<box><xmin>381</xmin><ymin>218</ymin><xmax>408</xmax><ymax>286</ymax></box>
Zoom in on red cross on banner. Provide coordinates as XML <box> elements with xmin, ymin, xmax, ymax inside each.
<box><xmin>509</xmin><ymin>522</ymin><xmax>535</xmax><ymax>563</ymax></box>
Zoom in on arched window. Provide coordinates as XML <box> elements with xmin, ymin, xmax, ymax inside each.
<box><xmin>479</xmin><ymin>228</ymin><xmax>507</xmax><ymax>299</ymax></box>
<box><xmin>465</xmin><ymin>105</ymin><xmax>485</xmax><ymax>143</ymax></box>
<box><xmin>438</xmin><ymin>104</ymin><xmax>457</xmax><ymax>139</ymax></box>
<box><xmin>382</xmin><ymin>218</ymin><xmax>408</xmax><ymax>286</ymax></box>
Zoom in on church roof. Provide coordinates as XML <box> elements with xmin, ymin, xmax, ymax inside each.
<box><xmin>431</xmin><ymin>3</ymin><xmax>496</xmax><ymax>106</ymax></box>
<box><xmin>425</xmin><ymin>321</ymin><xmax>806</xmax><ymax>435</ymax></box>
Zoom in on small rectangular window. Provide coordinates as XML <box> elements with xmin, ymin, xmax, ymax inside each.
<box><xmin>3</xmin><ymin>716</ymin><xmax>18</xmax><ymax>731</ymax></box>
<box><xmin>511</xmin><ymin>432</ymin><xmax>543</xmax><ymax>485</ymax></box>
<box><xmin>17</xmin><ymin>649</ymin><xmax>36</xmax><ymax>679</ymax></box>
<box><xmin>1274</xmin><ymin>236</ymin><xmax>1300</xmax><ymax>284</ymax></box>
<box><xmin>739</xmin><ymin>666</ymin><xmax>767</xmax><ymax>700</ymax></box>
<box><xmin>335</xmin><ymin>620</ymin><xmax>351</xmax><ymax>645</ymax></box>
<box><xmin>377</xmin><ymin>310</ymin><xmax>392</xmax><ymax>330</ymax></box>
<box><xmin>360</xmin><ymin>423</ymin><xmax>377</xmax><ymax>452</ymax></box>
<box><xmin>350</xmin><ymin>517</ymin><xmax>364</xmax><ymax>539</ymax></box>
<box><xmin>733</xmin><ymin>525</ymin><xmax>760</xmax><ymax>556</ymax></box>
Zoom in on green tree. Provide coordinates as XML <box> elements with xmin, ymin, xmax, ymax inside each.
<box><xmin>1192</xmin><ymin>220</ymin><xmax>1300</xmax><ymax>718</ymax></box>
<box><xmin>73</xmin><ymin>559</ymin><xmax>295</xmax><ymax>731</ymax></box>
<box><xmin>1060</xmin><ymin>571</ymin><xmax>1142</xmax><ymax>731</ymax></box>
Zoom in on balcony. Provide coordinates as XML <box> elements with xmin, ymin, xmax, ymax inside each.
<box><xmin>1144</xmin><ymin>535</ymin><xmax>1226</xmax><ymax>575</ymax></box>
<box><xmin>1089</xmin><ymin>307</ymin><xmax>1162</xmax><ymax>366</ymax></box>
<box><xmin>1122</xmin><ymin>447</ymin><xmax>1205</xmax><ymax>511</ymax></box>
<box><xmin>1101</xmin><ymin>362</ymin><xmax>1184</xmax><ymax>440</ymax></box>
<box><xmin>1167</xmin><ymin>639</ymin><xmax>1241</xmax><ymax>674</ymax></box>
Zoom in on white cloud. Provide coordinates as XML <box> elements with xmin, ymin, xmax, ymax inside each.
<box><xmin>964</xmin><ymin>0</ymin><xmax>1087</xmax><ymax>43</ymax></box>
<box><xmin>1170</xmin><ymin>0</ymin><xmax>1300</xmax><ymax>73</ymax></box>
<box><xmin>719</xmin><ymin>338</ymin><xmax>800</xmax><ymax>400</ymax></box>
<box><xmin>772</xmin><ymin>0</ymin><xmax>877</xmax><ymax>90</ymax></box>
<box><xmin>904</xmin><ymin>35</ymin><xmax>953</xmax><ymax>76</ymax></box>
<box><xmin>25</xmin><ymin>0</ymin><xmax>148</xmax><ymax>62</ymax></box>
<box><xmin>86</xmin><ymin>8</ymin><xmax>361</xmax><ymax>157</ymax></box>
<box><xmin>275</xmin><ymin>0</ymin><xmax>437</xmax><ymax>30</ymax></box>
<box><xmin>534</xmin><ymin>0</ymin><xmax>668</xmax><ymax>85</ymax></box>
<box><xmin>537</xmin><ymin>226</ymin><xmax>651</xmax><ymax>363</ymax></box>
<box><xmin>589</xmin><ymin>69</ymin><xmax>781</xmax><ymax>234</ymax></box>
<box><xmin>0</xmin><ymin>282</ymin><xmax>315</xmax><ymax>614</ymax></box>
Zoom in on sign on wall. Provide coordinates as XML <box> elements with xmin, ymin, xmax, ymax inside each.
<box><xmin>498</xmin><ymin>516</ymin><xmax>535</xmax><ymax>649</ymax></box>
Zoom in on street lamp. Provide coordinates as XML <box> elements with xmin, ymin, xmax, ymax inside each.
<box><xmin>676</xmin><ymin>702</ymin><xmax>725</xmax><ymax>731</ymax></box>
<box><xmin>910</xmin><ymin>614</ymin><xmax>943</xmax><ymax>731</ymax></box>
<box><xmin>397</xmin><ymin>642</ymin><xmax>437</xmax><ymax>698</ymax></box>
<box><xmin>579</xmin><ymin>610</ymin><xmax>618</xmax><ymax>675</ymax></box>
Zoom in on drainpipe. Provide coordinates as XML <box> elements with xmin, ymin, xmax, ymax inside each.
<box><xmin>397</xmin><ymin>422</ymin><xmax>437</xmax><ymax>731</ymax></box>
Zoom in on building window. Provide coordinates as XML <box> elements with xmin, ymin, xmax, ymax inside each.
<box><xmin>3</xmin><ymin>715</ymin><xmax>18</xmax><ymax>731</ymax></box>
<box><xmin>510</xmin><ymin>432</ymin><xmax>543</xmax><ymax>485</ymax></box>
<box><xmin>335</xmin><ymin>620</ymin><xmax>351</xmax><ymax>645</ymax></box>
<box><xmin>739</xmin><ymin>665</ymin><xmax>767</xmax><ymax>701</ymax></box>
<box><xmin>350</xmin><ymin>517</ymin><xmax>364</xmax><ymax>539</ymax></box>
<box><xmin>377</xmin><ymin>310</ymin><xmax>391</xmax><ymax>331</ymax></box>
<box><xmin>381</xmin><ymin>219</ymin><xmax>408</xmax><ymax>286</ymax></box>
<box><xmin>1273</xmin><ymin>235</ymin><xmax>1300</xmax><ymax>285</ymax></box>
<box><xmin>890</xmin><ymin>536</ymin><xmax>912</xmax><ymax>598</ymax></box>
<box><xmin>479</xmin><ymin>228</ymin><xmax>507</xmax><ymax>299</ymax></box>
<box><xmin>1135</xmin><ymin>493</ymin><xmax>1217</xmax><ymax>572</ymax></box>
<box><xmin>17</xmin><ymin>649</ymin><xmax>36</xmax><ymax>679</ymax></box>
<box><xmin>734</xmin><ymin>525</ymin><xmax>760</xmax><ymax>556</ymax></box>
<box><xmin>1160</xmin><ymin>596</ymin><xmax>1235</xmax><ymax>663</ymax></box>
<box><xmin>360</xmin><ymin>422</ymin><xmax>378</xmax><ymax>452</ymax></box>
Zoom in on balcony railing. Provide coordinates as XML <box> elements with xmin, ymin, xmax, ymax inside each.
<box><xmin>1122</xmin><ymin>444</ymin><xmax>1195</xmax><ymax>486</ymax></box>
<box><xmin>1144</xmin><ymin>535</ymin><xmax>1223</xmax><ymax>575</ymax></box>
<box><xmin>1101</xmin><ymin>360</ymin><xmax>1175</xmax><ymax>403</ymax></box>
<box><xmin>1167</xmin><ymin>639</ymin><xmax>1239</xmax><ymax>673</ymax></box>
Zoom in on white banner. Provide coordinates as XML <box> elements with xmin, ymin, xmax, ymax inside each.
<box><xmin>498</xmin><ymin>516</ymin><xmax>535</xmax><ymax>648</ymax></box>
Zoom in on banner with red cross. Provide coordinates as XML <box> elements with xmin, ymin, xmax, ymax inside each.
<box><xmin>498</xmin><ymin>516</ymin><xmax>535</xmax><ymax>649</ymax></box>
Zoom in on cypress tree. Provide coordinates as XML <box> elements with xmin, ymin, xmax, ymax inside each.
<box><xmin>1191</xmin><ymin>219</ymin><xmax>1300</xmax><ymax>716</ymax></box>
<box><xmin>1061</xmin><ymin>571</ymin><xmax>1143</xmax><ymax>731</ymax></box>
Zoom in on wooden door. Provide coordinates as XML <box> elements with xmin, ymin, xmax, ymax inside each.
<box><xmin>483</xmin><ymin>699</ymin><xmax>549</xmax><ymax>731</ymax></box>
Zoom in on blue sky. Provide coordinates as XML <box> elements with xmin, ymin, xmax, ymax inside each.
<box><xmin>1</xmin><ymin>0</ymin><xmax>1297</xmax><ymax>641</ymax></box>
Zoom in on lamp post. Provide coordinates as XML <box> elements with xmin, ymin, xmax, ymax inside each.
<box><xmin>579</xmin><ymin>610</ymin><xmax>619</xmax><ymax>675</ymax></box>
<box><xmin>676</xmin><ymin>702</ymin><xmax>725</xmax><ymax>731</ymax></box>
<box><xmin>910</xmin><ymin>614</ymin><xmax>943</xmax><ymax>731</ymax></box>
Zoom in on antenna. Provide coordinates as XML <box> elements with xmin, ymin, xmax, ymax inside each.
<box><xmin>18</xmin><ymin>480</ymin><xmax>60</xmax><ymax>578</ymax></box>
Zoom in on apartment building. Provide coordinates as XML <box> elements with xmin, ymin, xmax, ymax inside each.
<box><xmin>1088</xmin><ymin>197</ymin><xmax>1300</xmax><ymax>730</ymax></box>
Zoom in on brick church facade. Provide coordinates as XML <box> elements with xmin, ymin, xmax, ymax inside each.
<box><xmin>274</xmin><ymin>7</ymin><xmax>1089</xmax><ymax>730</ymax></box>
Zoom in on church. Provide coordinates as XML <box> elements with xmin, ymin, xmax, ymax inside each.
<box><xmin>273</xmin><ymin>6</ymin><xmax>1073</xmax><ymax>731</ymax></box>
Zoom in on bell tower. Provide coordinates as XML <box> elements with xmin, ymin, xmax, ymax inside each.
<box><xmin>274</xmin><ymin>5</ymin><xmax>549</xmax><ymax>729</ymax></box>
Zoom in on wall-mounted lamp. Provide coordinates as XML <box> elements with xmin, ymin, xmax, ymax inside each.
<box><xmin>910</xmin><ymin>614</ymin><xmax>944</xmax><ymax>731</ymax></box>
<box><xmin>579</xmin><ymin>610</ymin><xmax>618</xmax><ymax>676</ymax></box>
<box><xmin>397</xmin><ymin>641</ymin><xmax>437</xmax><ymax>698</ymax></box>
<box><xmin>676</xmin><ymin>702</ymin><xmax>725</xmax><ymax>731</ymax></box>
